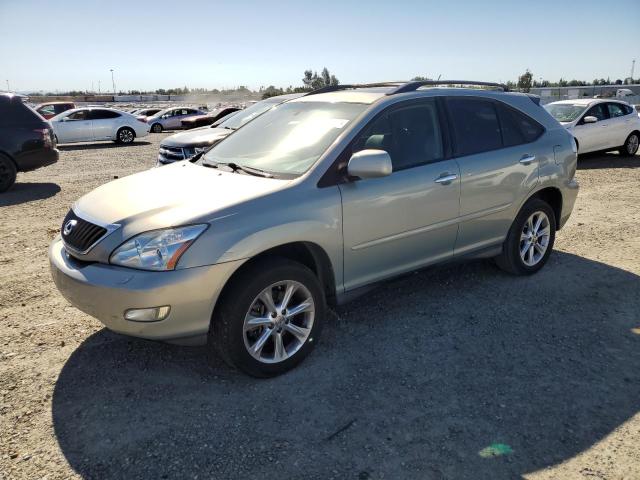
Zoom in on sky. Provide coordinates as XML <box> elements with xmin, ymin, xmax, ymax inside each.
<box><xmin>0</xmin><ymin>0</ymin><xmax>638</xmax><ymax>93</ymax></box>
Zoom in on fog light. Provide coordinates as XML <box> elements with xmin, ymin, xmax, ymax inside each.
<box><xmin>124</xmin><ymin>306</ymin><xmax>171</xmax><ymax>322</ymax></box>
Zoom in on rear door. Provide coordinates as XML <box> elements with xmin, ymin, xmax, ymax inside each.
<box><xmin>446</xmin><ymin>97</ymin><xmax>544</xmax><ymax>256</ymax></box>
<box><xmin>606</xmin><ymin>102</ymin><xmax>633</xmax><ymax>147</ymax></box>
<box><xmin>339</xmin><ymin>98</ymin><xmax>461</xmax><ymax>290</ymax></box>
<box><xmin>88</xmin><ymin>109</ymin><xmax>121</xmax><ymax>140</ymax></box>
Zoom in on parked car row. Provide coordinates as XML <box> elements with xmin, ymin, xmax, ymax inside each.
<box><xmin>156</xmin><ymin>94</ymin><xmax>301</xmax><ymax>165</ymax></box>
<box><xmin>49</xmin><ymin>81</ymin><xmax>581</xmax><ymax>377</ymax></box>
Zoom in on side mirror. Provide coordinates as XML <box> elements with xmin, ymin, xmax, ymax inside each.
<box><xmin>347</xmin><ymin>149</ymin><xmax>392</xmax><ymax>180</ymax></box>
<box><xmin>583</xmin><ymin>116</ymin><xmax>598</xmax><ymax>124</ymax></box>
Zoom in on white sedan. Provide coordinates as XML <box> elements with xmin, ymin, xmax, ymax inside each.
<box><xmin>50</xmin><ymin>107</ymin><xmax>150</xmax><ymax>144</ymax></box>
<box><xmin>545</xmin><ymin>99</ymin><xmax>640</xmax><ymax>156</ymax></box>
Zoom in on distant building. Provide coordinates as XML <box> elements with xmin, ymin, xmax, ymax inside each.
<box><xmin>531</xmin><ymin>84</ymin><xmax>640</xmax><ymax>103</ymax></box>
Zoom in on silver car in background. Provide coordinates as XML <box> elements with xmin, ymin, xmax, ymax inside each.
<box><xmin>147</xmin><ymin>107</ymin><xmax>207</xmax><ymax>132</ymax></box>
<box><xmin>157</xmin><ymin>94</ymin><xmax>304</xmax><ymax>165</ymax></box>
<box><xmin>50</xmin><ymin>81</ymin><xmax>578</xmax><ymax>377</ymax></box>
<box><xmin>50</xmin><ymin>107</ymin><xmax>150</xmax><ymax>144</ymax></box>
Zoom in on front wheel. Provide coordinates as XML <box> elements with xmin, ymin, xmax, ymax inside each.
<box><xmin>209</xmin><ymin>258</ymin><xmax>325</xmax><ymax>377</ymax></box>
<box><xmin>116</xmin><ymin>127</ymin><xmax>135</xmax><ymax>144</ymax></box>
<box><xmin>619</xmin><ymin>132</ymin><xmax>639</xmax><ymax>157</ymax></box>
<box><xmin>495</xmin><ymin>198</ymin><xmax>556</xmax><ymax>275</ymax></box>
<box><xmin>151</xmin><ymin>123</ymin><xmax>163</xmax><ymax>133</ymax></box>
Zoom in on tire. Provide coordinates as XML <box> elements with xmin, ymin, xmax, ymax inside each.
<box><xmin>619</xmin><ymin>132</ymin><xmax>639</xmax><ymax>157</ymax></box>
<box><xmin>116</xmin><ymin>127</ymin><xmax>135</xmax><ymax>144</ymax></box>
<box><xmin>209</xmin><ymin>258</ymin><xmax>325</xmax><ymax>377</ymax></box>
<box><xmin>151</xmin><ymin>123</ymin><xmax>163</xmax><ymax>133</ymax></box>
<box><xmin>0</xmin><ymin>153</ymin><xmax>17</xmax><ymax>193</ymax></box>
<box><xmin>495</xmin><ymin>197</ymin><xmax>556</xmax><ymax>275</ymax></box>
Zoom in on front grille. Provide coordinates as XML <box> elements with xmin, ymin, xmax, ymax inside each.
<box><xmin>158</xmin><ymin>145</ymin><xmax>187</xmax><ymax>161</ymax></box>
<box><xmin>61</xmin><ymin>210</ymin><xmax>107</xmax><ymax>253</ymax></box>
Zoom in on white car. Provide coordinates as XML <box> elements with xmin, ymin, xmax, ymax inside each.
<box><xmin>545</xmin><ymin>99</ymin><xmax>640</xmax><ymax>156</ymax></box>
<box><xmin>50</xmin><ymin>107</ymin><xmax>150</xmax><ymax>145</ymax></box>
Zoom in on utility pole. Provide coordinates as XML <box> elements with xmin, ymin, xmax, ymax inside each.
<box><xmin>5</xmin><ymin>79</ymin><xmax>9</xmax><ymax>92</ymax></box>
<box><xmin>631</xmin><ymin>59</ymin><xmax>636</xmax><ymax>81</ymax></box>
<box><xmin>110</xmin><ymin>69</ymin><xmax>116</xmax><ymax>95</ymax></box>
<box><xmin>98</xmin><ymin>80</ymin><xmax>101</xmax><ymax>94</ymax></box>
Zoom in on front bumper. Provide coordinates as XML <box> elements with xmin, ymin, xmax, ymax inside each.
<box><xmin>49</xmin><ymin>236</ymin><xmax>244</xmax><ymax>343</ymax></box>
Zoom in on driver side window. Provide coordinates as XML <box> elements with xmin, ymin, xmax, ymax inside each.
<box><xmin>352</xmin><ymin>100</ymin><xmax>443</xmax><ymax>172</ymax></box>
<box><xmin>67</xmin><ymin>111</ymin><xmax>88</xmax><ymax>121</ymax></box>
<box><xmin>582</xmin><ymin>104</ymin><xmax>608</xmax><ymax>123</ymax></box>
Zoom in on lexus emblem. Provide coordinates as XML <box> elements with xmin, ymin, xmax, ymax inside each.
<box><xmin>63</xmin><ymin>219</ymin><xmax>78</xmax><ymax>236</ymax></box>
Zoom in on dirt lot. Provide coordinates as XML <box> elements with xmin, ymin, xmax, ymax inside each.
<box><xmin>1</xmin><ymin>134</ymin><xmax>639</xmax><ymax>480</ymax></box>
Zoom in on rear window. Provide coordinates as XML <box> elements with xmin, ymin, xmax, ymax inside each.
<box><xmin>0</xmin><ymin>97</ymin><xmax>42</xmax><ymax>126</ymax></box>
<box><xmin>447</xmin><ymin>98</ymin><xmax>502</xmax><ymax>156</ymax></box>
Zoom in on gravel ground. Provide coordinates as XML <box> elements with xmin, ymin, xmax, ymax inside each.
<box><xmin>1</xmin><ymin>134</ymin><xmax>639</xmax><ymax>480</ymax></box>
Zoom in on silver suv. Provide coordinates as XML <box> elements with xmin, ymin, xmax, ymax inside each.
<box><xmin>49</xmin><ymin>81</ymin><xmax>579</xmax><ymax>377</ymax></box>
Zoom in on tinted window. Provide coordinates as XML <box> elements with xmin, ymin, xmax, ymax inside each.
<box><xmin>0</xmin><ymin>97</ymin><xmax>40</xmax><ymax>126</ymax></box>
<box><xmin>447</xmin><ymin>98</ymin><xmax>501</xmax><ymax>156</ymax></box>
<box><xmin>39</xmin><ymin>105</ymin><xmax>56</xmax><ymax>116</ymax></box>
<box><xmin>88</xmin><ymin>109</ymin><xmax>120</xmax><ymax>120</ymax></box>
<box><xmin>353</xmin><ymin>100</ymin><xmax>443</xmax><ymax>171</ymax></box>
<box><xmin>497</xmin><ymin>103</ymin><xmax>544</xmax><ymax>146</ymax></box>
<box><xmin>607</xmin><ymin>103</ymin><xmax>626</xmax><ymax>118</ymax></box>
<box><xmin>582</xmin><ymin>104</ymin><xmax>608</xmax><ymax>122</ymax></box>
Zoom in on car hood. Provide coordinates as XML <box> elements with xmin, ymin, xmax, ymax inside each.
<box><xmin>72</xmin><ymin>161</ymin><xmax>288</xmax><ymax>229</ymax></box>
<box><xmin>161</xmin><ymin>127</ymin><xmax>232</xmax><ymax>148</ymax></box>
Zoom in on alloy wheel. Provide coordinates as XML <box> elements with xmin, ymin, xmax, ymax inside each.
<box><xmin>243</xmin><ymin>280</ymin><xmax>315</xmax><ymax>364</ymax></box>
<box><xmin>627</xmin><ymin>134</ymin><xmax>639</xmax><ymax>155</ymax></box>
<box><xmin>119</xmin><ymin>129</ymin><xmax>134</xmax><ymax>143</ymax></box>
<box><xmin>520</xmin><ymin>211</ymin><xmax>550</xmax><ymax>267</ymax></box>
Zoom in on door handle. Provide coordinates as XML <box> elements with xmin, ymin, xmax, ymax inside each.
<box><xmin>519</xmin><ymin>154</ymin><xmax>536</xmax><ymax>165</ymax></box>
<box><xmin>434</xmin><ymin>173</ymin><xmax>457</xmax><ymax>184</ymax></box>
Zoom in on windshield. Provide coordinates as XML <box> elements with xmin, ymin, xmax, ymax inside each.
<box><xmin>203</xmin><ymin>101</ymin><xmax>367</xmax><ymax>175</ymax></box>
<box><xmin>219</xmin><ymin>99</ymin><xmax>284</xmax><ymax>129</ymax></box>
<box><xmin>544</xmin><ymin>103</ymin><xmax>587</xmax><ymax>123</ymax></box>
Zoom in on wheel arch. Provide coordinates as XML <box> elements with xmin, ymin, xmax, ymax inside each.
<box><xmin>0</xmin><ymin>150</ymin><xmax>17</xmax><ymax>169</ymax></box>
<box><xmin>213</xmin><ymin>241</ymin><xmax>338</xmax><ymax>316</ymax></box>
<box><xmin>529</xmin><ymin>186</ymin><xmax>563</xmax><ymax>229</ymax></box>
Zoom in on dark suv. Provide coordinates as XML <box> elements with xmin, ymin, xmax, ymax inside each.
<box><xmin>0</xmin><ymin>94</ymin><xmax>58</xmax><ymax>192</ymax></box>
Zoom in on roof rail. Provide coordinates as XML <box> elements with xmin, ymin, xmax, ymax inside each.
<box><xmin>304</xmin><ymin>82</ymin><xmax>405</xmax><ymax>96</ymax></box>
<box><xmin>304</xmin><ymin>80</ymin><xmax>509</xmax><ymax>97</ymax></box>
<box><xmin>389</xmin><ymin>80</ymin><xmax>509</xmax><ymax>94</ymax></box>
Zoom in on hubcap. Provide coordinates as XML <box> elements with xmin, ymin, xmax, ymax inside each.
<box><xmin>627</xmin><ymin>134</ymin><xmax>639</xmax><ymax>154</ymax></box>
<box><xmin>520</xmin><ymin>211</ymin><xmax>550</xmax><ymax>267</ymax></box>
<box><xmin>243</xmin><ymin>280</ymin><xmax>314</xmax><ymax>364</ymax></box>
<box><xmin>120</xmin><ymin>130</ymin><xmax>133</xmax><ymax>142</ymax></box>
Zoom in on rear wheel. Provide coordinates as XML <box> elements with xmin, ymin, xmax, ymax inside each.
<box><xmin>115</xmin><ymin>127</ymin><xmax>135</xmax><ymax>144</ymax></box>
<box><xmin>151</xmin><ymin>123</ymin><xmax>163</xmax><ymax>133</ymax></box>
<box><xmin>209</xmin><ymin>258</ymin><xmax>325</xmax><ymax>377</ymax></box>
<box><xmin>619</xmin><ymin>132</ymin><xmax>639</xmax><ymax>157</ymax></box>
<box><xmin>495</xmin><ymin>198</ymin><xmax>556</xmax><ymax>275</ymax></box>
<box><xmin>0</xmin><ymin>153</ymin><xmax>17</xmax><ymax>193</ymax></box>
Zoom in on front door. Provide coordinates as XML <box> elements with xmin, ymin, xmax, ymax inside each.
<box><xmin>573</xmin><ymin>103</ymin><xmax>610</xmax><ymax>153</ymax></box>
<box><xmin>340</xmin><ymin>99</ymin><xmax>461</xmax><ymax>291</ymax></box>
<box><xmin>55</xmin><ymin>110</ymin><xmax>92</xmax><ymax>143</ymax></box>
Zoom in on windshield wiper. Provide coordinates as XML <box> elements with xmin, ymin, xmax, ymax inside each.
<box><xmin>202</xmin><ymin>160</ymin><xmax>273</xmax><ymax>178</ymax></box>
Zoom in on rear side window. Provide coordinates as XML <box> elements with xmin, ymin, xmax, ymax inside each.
<box><xmin>0</xmin><ymin>98</ymin><xmax>41</xmax><ymax>126</ymax></box>
<box><xmin>497</xmin><ymin>103</ymin><xmax>544</xmax><ymax>146</ymax></box>
<box><xmin>607</xmin><ymin>103</ymin><xmax>627</xmax><ymax>118</ymax></box>
<box><xmin>353</xmin><ymin>99</ymin><xmax>444</xmax><ymax>171</ymax></box>
<box><xmin>447</xmin><ymin>98</ymin><xmax>502</xmax><ymax>156</ymax></box>
<box><xmin>88</xmin><ymin>109</ymin><xmax>120</xmax><ymax>120</ymax></box>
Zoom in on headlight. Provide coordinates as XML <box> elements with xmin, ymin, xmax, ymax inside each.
<box><xmin>110</xmin><ymin>224</ymin><xmax>208</xmax><ymax>271</ymax></box>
